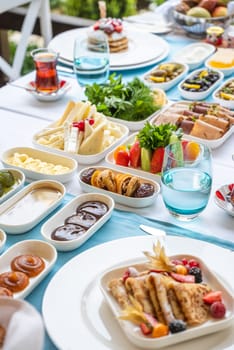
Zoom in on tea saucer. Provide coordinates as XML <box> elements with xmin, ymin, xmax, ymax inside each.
<box><xmin>26</xmin><ymin>80</ymin><xmax>71</xmax><ymax>102</ymax></box>
<box><xmin>214</xmin><ymin>183</ymin><xmax>234</xmax><ymax>216</ymax></box>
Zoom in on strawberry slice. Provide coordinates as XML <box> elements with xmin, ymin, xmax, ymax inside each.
<box><xmin>170</xmin><ymin>272</ymin><xmax>195</xmax><ymax>283</ymax></box>
<box><xmin>203</xmin><ymin>291</ymin><xmax>222</xmax><ymax>304</ymax></box>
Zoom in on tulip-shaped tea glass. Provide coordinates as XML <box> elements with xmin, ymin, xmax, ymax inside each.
<box><xmin>73</xmin><ymin>32</ymin><xmax>109</xmax><ymax>87</ymax></box>
<box><xmin>161</xmin><ymin>141</ymin><xmax>212</xmax><ymax>221</ymax></box>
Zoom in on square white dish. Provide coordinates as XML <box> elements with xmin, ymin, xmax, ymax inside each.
<box><xmin>150</xmin><ymin>101</ymin><xmax>234</xmax><ymax>149</ymax></box>
<box><xmin>33</xmin><ymin>120</ymin><xmax>129</xmax><ymax>165</ymax></box>
<box><xmin>1</xmin><ymin>147</ymin><xmax>78</xmax><ymax>183</ymax></box>
<box><xmin>78</xmin><ymin>166</ymin><xmax>160</xmax><ymax>208</ymax></box>
<box><xmin>0</xmin><ymin>168</ymin><xmax>25</xmax><ymax>204</ymax></box>
<box><xmin>41</xmin><ymin>193</ymin><xmax>114</xmax><ymax>252</ymax></box>
<box><xmin>0</xmin><ymin>180</ymin><xmax>66</xmax><ymax>234</ymax></box>
<box><xmin>0</xmin><ymin>239</ymin><xmax>57</xmax><ymax>299</ymax></box>
<box><xmin>143</xmin><ymin>62</ymin><xmax>189</xmax><ymax>91</ymax></box>
<box><xmin>173</xmin><ymin>43</ymin><xmax>216</xmax><ymax>71</ymax></box>
<box><xmin>99</xmin><ymin>254</ymin><xmax>234</xmax><ymax>349</ymax></box>
<box><xmin>105</xmin><ymin>133</ymin><xmax>161</xmax><ymax>181</ymax></box>
<box><xmin>178</xmin><ymin>68</ymin><xmax>223</xmax><ymax>101</ymax></box>
<box><xmin>212</xmin><ymin>78</ymin><xmax>234</xmax><ymax>110</ymax></box>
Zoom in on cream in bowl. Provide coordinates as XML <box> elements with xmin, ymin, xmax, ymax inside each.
<box><xmin>1</xmin><ymin>146</ymin><xmax>77</xmax><ymax>183</ymax></box>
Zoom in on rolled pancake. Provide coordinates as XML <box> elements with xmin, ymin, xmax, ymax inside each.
<box><xmin>190</xmin><ymin>119</ymin><xmax>224</xmax><ymax>140</ymax></box>
<box><xmin>108</xmin><ymin>278</ymin><xmax>130</xmax><ymax>309</ymax></box>
<box><xmin>145</xmin><ymin>274</ymin><xmax>166</xmax><ymax>324</ymax></box>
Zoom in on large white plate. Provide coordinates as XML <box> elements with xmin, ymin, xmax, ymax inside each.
<box><xmin>48</xmin><ymin>28</ymin><xmax>170</xmax><ymax>70</ymax></box>
<box><xmin>42</xmin><ymin>236</ymin><xmax>234</xmax><ymax>350</ymax></box>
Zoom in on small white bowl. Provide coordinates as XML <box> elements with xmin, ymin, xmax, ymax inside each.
<box><xmin>212</xmin><ymin>78</ymin><xmax>234</xmax><ymax>110</ymax></box>
<box><xmin>214</xmin><ymin>184</ymin><xmax>234</xmax><ymax>216</ymax></box>
<box><xmin>0</xmin><ymin>180</ymin><xmax>66</xmax><ymax>234</ymax></box>
<box><xmin>0</xmin><ymin>168</ymin><xmax>25</xmax><ymax>204</ymax></box>
<box><xmin>41</xmin><ymin>193</ymin><xmax>114</xmax><ymax>251</ymax></box>
<box><xmin>26</xmin><ymin>79</ymin><xmax>71</xmax><ymax>102</ymax></box>
<box><xmin>173</xmin><ymin>42</ymin><xmax>216</xmax><ymax>71</ymax></box>
<box><xmin>0</xmin><ymin>239</ymin><xmax>57</xmax><ymax>299</ymax></box>
<box><xmin>205</xmin><ymin>59</ymin><xmax>234</xmax><ymax>77</ymax></box>
<box><xmin>0</xmin><ymin>297</ymin><xmax>44</xmax><ymax>350</ymax></box>
<box><xmin>143</xmin><ymin>62</ymin><xmax>189</xmax><ymax>91</ymax></box>
<box><xmin>1</xmin><ymin>146</ymin><xmax>78</xmax><ymax>183</ymax></box>
<box><xmin>178</xmin><ymin>68</ymin><xmax>223</xmax><ymax>101</ymax></box>
<box><xmin>0</xmin><ymin>229</ymin><xmax>6</xmax><ymax>254</ymax></box>
<box><xmin>78</xmin><ymin>166</ymin><xmax>160</xmax><ymax>208</ymax></box>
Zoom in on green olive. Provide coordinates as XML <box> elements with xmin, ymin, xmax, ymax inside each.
<box><xmin>0</xmin><ymin>171</ymin><xmax>15</xmax><ymax>187</ymax></box>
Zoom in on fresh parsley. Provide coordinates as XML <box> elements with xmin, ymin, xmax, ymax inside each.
<box><xmin>84</xmin><ymin>74</ymin><xmax>160</xmax><ymax>121</ymax></box>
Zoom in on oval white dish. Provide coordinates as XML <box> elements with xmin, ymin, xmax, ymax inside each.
<box><xmin>212</xmin><ymin>78</ymin><xmax>234</xmax><ymax>110</ymax></box>
<box><xmin>0</xmin><ymin>180</ymin><xmax>66</xmax><ymax>234</ymax></box>
<box><xmin>0</xmin><ymin>229</ymin><xmax>6</xmax><ymax>254</ymax></box>
<box><xmin>78</xmin><ymin>166</ymin><xmax>160</xmax><ymax>208</ymax></box>
<box><xmin>205</xmin><ymin>59</ymin><xmax>234</xmax><ymax>78</ymax></box>
<box><xmin>143</xmin><ymin>62</ymin><xmax>189</xmax><ymax>91</ymax></box>
<box><xmin>173</xmin><ymin>42</ymin><xmax>216</xmax><ymax>71</ymax></box>
<box><xmin>41</xmin><ymin>193</ymin><xmax>114</xmax><ymax>252</ymax></box>
<box><xmin>1</xmin><ymin>146</ymin><xmax>78</xmax><ymax>183</ymax></box>
<box><xmin>0</xmin><ymin>168</ymin><xmax>25</xmax><ymax>204</ymax></box>
<box><xmin>0</xmin><ymin>239</ymin><xmax>57</xmax><ymax>298</ymax></box>
<box><xmin>178</xmin><ymin>68</ymin><xmax>223</xmax><ymax>101</ymax></box>
<box><xmin>25</xmin><ymin>79</ymin><xmax>71</xmax><ymax>102</ymax></box>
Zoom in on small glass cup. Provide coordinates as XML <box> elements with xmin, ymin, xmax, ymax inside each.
<box><xmin>31</xmin><ymin>48</ymin><xmax>59</xmax><ymax>93</ymax></box>
<box><xmin>73</xmin><ymin>32</ymin><xmax>109</xmax><ymax>87</ymax></box>
<box><xmin>161</xmin><ymin>141</ymin><xmax>212</xmax><ymax>221</ymax></box>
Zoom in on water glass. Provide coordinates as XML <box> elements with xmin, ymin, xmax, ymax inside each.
<box><xmin>73</xmin><ymin>32</ymin><xmax>109</xmax><ymax>87</ymax></box>
<box><xmin>31</xmin><ymin>48</ymin><xmax>59</xmax><ymax>93</ymax></box>
<box><xmin>161</xmin><ymin>141</ymin><xmax>212</xmax><ymax>221</ymax></box>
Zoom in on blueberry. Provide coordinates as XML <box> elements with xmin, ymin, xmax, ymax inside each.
<box><xmin>169</xmin><ymin>320</ymin><xmax>187</xmax><ymax>333</ymax></box>
<box><xmin>189</xmin><ymin>266</ymin><xmax>202</xmax><ymax>283</ymax></box>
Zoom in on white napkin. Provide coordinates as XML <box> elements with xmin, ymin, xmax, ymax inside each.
<box><xmin>0</xmin><ymin>298</ymin><xmax>44</xmax><ymax>350</ymax></box>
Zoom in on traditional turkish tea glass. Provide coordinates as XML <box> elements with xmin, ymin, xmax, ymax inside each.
<box><xmin>161</xmin><ymin>141</ymin><xmax>212</xmax><ymax>221</ymax></box>
<box><xmin>73</xmin><ymin>32</ymin><xmax>109</xmax><ymax>87</ymax></box>
<box><xmin>31</xmin><ymin>48</ymin><xmax>59</xmax><ymax>93</ymax></box>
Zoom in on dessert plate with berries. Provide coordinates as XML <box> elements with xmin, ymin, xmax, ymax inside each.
<box><xmin>42</xmin><ymin>236</ymin><xmax>234</xmax><ymax>350</ymax></box>
<box><xmin>214</xmin><ymin>183</ymin><xmax>234</xmax><ymax>216</ymax></box>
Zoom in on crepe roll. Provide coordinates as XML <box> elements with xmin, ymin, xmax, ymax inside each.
<box><xmin>108</xmin><ymin>278</ymin><xmax>130</xmax><ymax>309</ymax></box>
<box><xmin>145</xmin><ymin>274</ymin><xmax>166</xmax><ymax>324</ymax></box>
<box><xmin>199</xmin><ymin>114</ymin><xmax>230</xmax><ymax>132</ymax></box>
<box><xmin>190</xmin><ymin>119</ymin><xmax>224</xmax><ymax>140</ymax></box>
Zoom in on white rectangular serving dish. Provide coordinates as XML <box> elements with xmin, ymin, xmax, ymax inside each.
<box><xmin>0</xmin><ymin>168</ymin><xmax>25</xmax><ymax>204</ymax></box>
<box><xmin>41</xmin><ymin>193</ymin><xmax>114</xmax><ymax>252</ymax></box>
<box><xmin>32</xmin><ymin>120</ymin><xmax>129</xmax><ymax>164</ymax></box>
<box><xmin>205</xmin><ymin>59</ymin><xmax>234</xmax><ymax>78</ymax></box>
<box><xmin>0</xmin><ymin>239</ymin><xmax>57</xmax><ymax>299</ymax></box>
<box><xmin>78</xmin><ymin>166</ymin><xmax>160</xmax><ymax>208</ymax></box>
<box><xmin>178</xmin><ymin>68</ymin><xmax>223</xmax><ymax>101</ymax></box>
<box><xmin>143</xmin><ymin>62</ymin><xmax>189</xmax><ymax>91</ymax></box>
<box><xmin>173</xmin><ymin>42</ymin><xmax>216</xmax><ymax>71</ymax></box>
<box><xmin>0</xmin><ymin>180</ymin><xmax>66</xmax><ymax>234</ymax></box>
<box><xmin>212</xmin><ymin>78</ymin><xmax>234</xmax><ymax>110</ymax></box>
<box><xmin>105</xmin><ymin>133</ymin><xmax>161</xmax><ymax>181</ymax></box>
<box><xmin>100</xmin><ymin>254</ymin><xmax>234</xmax><ymax>349</ymax></box>
<box><xmin>1</xmin><ymin>147</ymin><xmax>78</xmax><ymax>183</ymax></box>
<box><xmin>150</xmin><ymin>101</ymin><xmax>234</xmax><ymax>149</ymax></box>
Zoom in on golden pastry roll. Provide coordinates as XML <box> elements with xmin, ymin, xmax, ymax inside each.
<box><xmin>190</xmin><ymin>119</ymin><xmax>224</xmax><ymax>140</ymax></box>
<box><xmin>108</xmin><ymin>278</ymin><xmax>130</xmax><ymax>309</ymax></box>
<box><xmin>199</xmin><ymin>114</ymin><xmax>230</xmax><ymax>132</ymax></box>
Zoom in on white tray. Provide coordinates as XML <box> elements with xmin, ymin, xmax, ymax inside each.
<box><xmin>78</xmin><ymin>166</ymin><xmax>160</xmax><ymax>208</ymax></box>
<box><xmin>33</xmin><ymin>120</ymin><xmax>129</xmax><ymax>165</ymax></box>
<box><xmin>212</xmin><ymin>78</ymin><xmax>234</xmax><ymax>110</ymax></box>
<box><xmin>0</xmin><ymin>239</ymin><xmax>57</xmax><ymax>299</ymax></box>
<box><xmin>1</xmin><ymin>147</ymin><xmax>78</xmax><ymax>183</ymax></box>
<box><xmin>0</xmin><ymin>180</ymin><xmax>66</xmax><ymax>234</ymax></box>
<box><xmin>41</xmin><ymin>193</ymin><xmax>114</xmax><ymax>252</ymax></box>
<box><xmin>0</xmin><ymin>168</ymin><xmax>25</xmax><ymax>204</ymax></box>
<box><xmin>100</xmin><ymin>254</ymin><xmax>234</xmax><ymax>349</ymax></box>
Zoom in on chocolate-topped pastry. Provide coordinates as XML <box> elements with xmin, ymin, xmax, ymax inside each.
<box><xmin>134</xmin><ymin>183</ymin><xmax>155</xmax><ymax>198</ymax></box>
<box><xmin>65</xmin><ymin>211</ymin><xmax>97</xmax><ymax>229</ymax></box>
<box><xmin>77</xmin><ymin>200</ymin><xmax>108</xmax><ymax>217</ymax></box>
<box><xmin>80</xmin><ymin>168</ymin><xmax>96</xmax><ymax>184</ymax></box>
<box><xmin>51</xmin><ymin>223</ymin><xmax>86</xmax><ymax>241</ymax></box>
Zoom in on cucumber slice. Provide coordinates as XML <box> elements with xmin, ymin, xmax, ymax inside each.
<box><xmin>141</xmin><ymin>147</ymin><xmax>152</xmax><ymax>172</ymax></box>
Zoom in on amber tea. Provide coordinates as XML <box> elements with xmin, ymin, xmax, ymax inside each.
<box><xmin>31</xmin><ymin>48</ymin><xmax>59</xmax><ymax>93</ymax></box>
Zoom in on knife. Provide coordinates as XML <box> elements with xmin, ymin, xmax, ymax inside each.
<box><xmin>139</xmin><ymin>225</ymin><xmax>166</xmax><ymax>238</ymax></box>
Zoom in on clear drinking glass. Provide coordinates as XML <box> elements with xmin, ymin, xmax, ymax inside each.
<box><xmin>73</xmin><ymin>32</ymin><xmax>110</xmax><ymax>87</ymax></box>
<box><xmin>161</xmin><ymin>141</ymin><xmax>212</xmax><ymax>221</ymax></box>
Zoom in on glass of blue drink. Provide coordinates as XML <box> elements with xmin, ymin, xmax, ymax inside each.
<box><xmin>161</xmin><ymin>141</ymin><xmax>212</xmax><ymax>221</ymax></box>
<box><xmin>73</xmin><ymin>32</ymin><xmax>109</xmax><ymax>87</ymax></box>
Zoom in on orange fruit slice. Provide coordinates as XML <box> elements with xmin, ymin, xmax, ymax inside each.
<box><xmin>185</xmin><ymin>141</ymin><xmax>200</xmax><ymax>161</ymax></box>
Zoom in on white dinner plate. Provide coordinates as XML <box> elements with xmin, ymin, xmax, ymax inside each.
<box><xmin>42</xmin><ymin>236</ymin><xmax>234</xmax><ymax>350</ymax></box>
<box><xmin>48</xmin><ymin>28</ymin><xmax>170</xmax><ymax>70</ymax></box>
